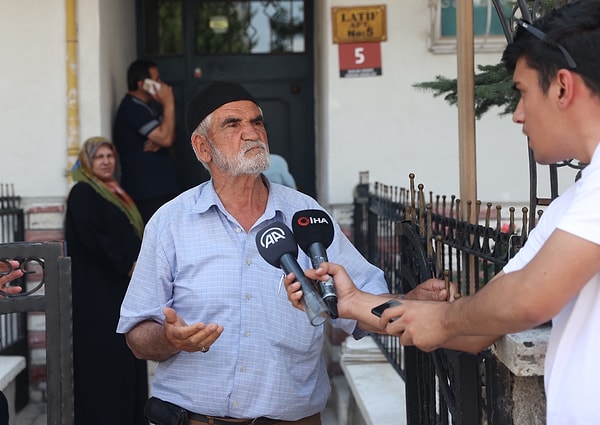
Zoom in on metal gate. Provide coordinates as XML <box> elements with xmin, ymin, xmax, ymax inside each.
<box><xmin>0</xmin><ymin>184</ymin><xmax>28</xmax><ymax>410</ymax></box>
<box><xmin>0</xmin><ymin>241</ymin><xmax>73</xmax><ymax>425</ymax></box>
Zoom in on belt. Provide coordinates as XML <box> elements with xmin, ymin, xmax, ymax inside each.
<box><xmin>188</xmin><ymin>412</ymin><xmax>320</xmax><ymax>425</ymax></box>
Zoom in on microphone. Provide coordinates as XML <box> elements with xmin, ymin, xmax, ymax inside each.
<box><xmin>292</xmin><ymin>209</ymin><xmax>339</xmax><ymax>319</ymax></box>
<box><xmin>256</xmin><ymin>222</ymin><xmax>329</xmax><ymax>326</ymax></box>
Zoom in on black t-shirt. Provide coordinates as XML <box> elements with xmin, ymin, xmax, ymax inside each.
<box><xmin>113</xmin><ymin>94</ymin><xmax>179</xmax><ymax>201</ymax></box>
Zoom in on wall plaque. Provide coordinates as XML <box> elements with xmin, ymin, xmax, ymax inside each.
<box><xmin>332</xmin><ymin>5</ymin><xmax>387</xmax><ymax>44</ymax></box>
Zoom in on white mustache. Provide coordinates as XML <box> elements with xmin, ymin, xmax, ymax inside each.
<box><xmin>243</xmin><ymin>140</ymin><xmax>266</xmax><ymax>153</ymax></box>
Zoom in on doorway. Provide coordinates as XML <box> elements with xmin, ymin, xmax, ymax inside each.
<box><xmin>137</xmin><ymin>0</ymin><xmax>316</xmax><ymax>197</ymax></box>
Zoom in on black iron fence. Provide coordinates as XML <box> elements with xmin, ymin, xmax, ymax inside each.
<box><xmin>0</xmin><ymin>184</ymin><xmax>24</xmax><ymax>243</ymax></box>
<box><xmin>353</xmin><ymin>172</ymin><xmax>535</xmax><ymax>425</ymax></box>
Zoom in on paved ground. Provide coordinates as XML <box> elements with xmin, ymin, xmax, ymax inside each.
<box><xmin>15</xmin><ymin>400</ymin><xmax>45</xmax><ymax>425</ymax></box>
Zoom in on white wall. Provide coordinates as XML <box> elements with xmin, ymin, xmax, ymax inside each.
<box><xmin>0</xmin><ymin>0</ymin><xmax>135</xmax><ymax>203</ymax></box>
<box><xmin>317</xmin><ymin>0</ymin><xmax>532</xmax><ymax>210</ymax></box>
<box><xmin>0</xmin><ymin>0</ymin><xmax>67</xmax><ymax>198</ymax></box>
<box><xmin>79</xmin><ymin>0</ymin><xmax>136</xmax><ymax>172</ymax></box>
<box><xmin>99</xmin><ymin>0</ymin><xmax>137</xmax><ymax>134</ymax></box>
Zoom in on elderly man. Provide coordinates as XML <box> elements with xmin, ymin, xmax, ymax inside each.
<box><xmin>118</xmin><ymin>81</ymin><xmax>450</xmax><ymax>425</ymax></box>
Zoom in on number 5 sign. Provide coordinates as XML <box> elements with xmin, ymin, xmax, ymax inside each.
<box><xmin>338</xmin><ymin>42</ymin><xmax>382</xmax><ymax>78</ymax></box>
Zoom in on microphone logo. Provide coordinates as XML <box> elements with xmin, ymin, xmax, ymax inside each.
<box><xmin>258</xmin><ymin>226</ymin><xmax>288</xmax><ymax>249</ymax></box>
<box><xmin>295</xmin><ymin>215</ymin><xmax>330</xmax><ymax>227</ymax></box>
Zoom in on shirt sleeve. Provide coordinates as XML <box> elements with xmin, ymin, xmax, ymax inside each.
<box><xmin>117</xmin><ymin>217</ymin><xmax>173</xmax><ymax>333</ymax></box>
<box><xmin>557</xmin><ymin>163</ymin><xmax>600</xmax><ymax>246</ymax></box>
<box><xmin>504</xmin><ymin>182</ymin><xmax>577</xmax><ymax>274</ymax></box>
<box><xmin>129</xmin><ymin>100</ymin><xmax>161</xmax><ymax>137</ymax></box>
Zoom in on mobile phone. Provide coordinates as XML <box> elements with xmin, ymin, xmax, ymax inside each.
<box><xmin>371</xmin><ymin>299</ymin><xmax>401</xmax><ymax>318</ymax></box>
<box><xmin>142</xmin><ymin>78</ymin><xmax>161</xmax><ymax>95</ymax></box>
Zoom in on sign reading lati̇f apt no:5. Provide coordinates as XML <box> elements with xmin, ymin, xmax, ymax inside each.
<box><xmin>331</xmin><ymin>5</ymin><xmax>387</xmax><ymax>44</ymax></box>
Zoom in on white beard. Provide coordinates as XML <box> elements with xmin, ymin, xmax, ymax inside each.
<box><xmin>209</xmin><ymin>139</ymin><xmax>270</xmax><ymax>176</ymax></box>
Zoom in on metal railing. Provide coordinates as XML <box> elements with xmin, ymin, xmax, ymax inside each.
<box><xmin>0</xmin><ymin>183</ymin><xmax>29</xmax><ymax>410</ymax></box>
<box><xmin>0</xmin><ymin>241</ymin><xmax>73</xmax><ymax>425</ymax></box>
<box><xmin>353</xmin><ymin>172</ymin><xmax>536</xmax><ymax>424</ymax></box>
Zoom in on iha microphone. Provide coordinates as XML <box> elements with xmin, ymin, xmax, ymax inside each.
<box><xmin>255</xmin><ymin>221</ymin><xmax>329</xmax><ymax>326</ymax></box>
<box><xmin>292</xmin><ymin>209</ymin><xmax>339</xmax><ymax>319</ymax></box>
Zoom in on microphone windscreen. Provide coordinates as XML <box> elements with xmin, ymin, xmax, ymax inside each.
<box><xmin>256</xmin><ymin>222</ymin><xmax>299</xmax><ymax>267</ymax></box>
<box><xmin>292</xmin><ymin>209</ymin><xmax>334</xmax><ymax>253</ymax></box>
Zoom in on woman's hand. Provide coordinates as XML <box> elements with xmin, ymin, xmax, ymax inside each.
<box><xmin>0</xmin><ymin>260</ymin><xmax>24</xmax><ymax>296</ymax></box>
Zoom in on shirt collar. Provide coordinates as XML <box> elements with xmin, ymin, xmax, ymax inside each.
<box><xmin>193</xmin><ymin>177</ymin><xmax>287</xmax><ymax>226</ymax></box>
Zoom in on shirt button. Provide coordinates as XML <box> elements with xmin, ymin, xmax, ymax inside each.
<box><xmin>236</xmin><ymin>227</ymin><xmax>242</xmax><ymax>233</ymax></box>
<box><xmin>232</xmin><ymin>401</ymin><xmax>239</xmax><ymax>408</ymax></box>
<box><xmin>240</xmin><ymin>366</ymin><xmax>247</xmax><ymax>372</ymax></box>
<box><xmin>244</xmin><ymin>331</ymin><xmax>250</xmax><ymax>337</ymax></box>
<box><xmin>245</xmin><ymin>293</ymin><xmax>252</xmax><ymax>300</ymax></box>
<box><xmin>246</xmin><ymin>259</ymin><xmax>252</xmax><ymax>266</ymax></box>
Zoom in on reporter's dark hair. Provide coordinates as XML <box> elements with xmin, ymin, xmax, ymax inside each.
<box><xmin>502</xmin><ymin>0</ymin><xmax>600</xmax><ymax>95</ymax></box>
<box><xmin>127</xmin><ymin>59</ymin><xmax>157</xmax><ymax>91</ymax></box>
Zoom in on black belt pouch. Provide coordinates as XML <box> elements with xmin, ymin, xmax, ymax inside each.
<box><xmin>144</xmin><ymin>396</ymin><xmax>190</xmax><ymax>425</ymax></box>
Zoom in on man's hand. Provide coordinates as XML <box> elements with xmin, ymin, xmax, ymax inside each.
<box><xmin>143</xmin><ymin>140</ymin><xmax>161</xmax><ymax>152</ymax></box>
<box><xmin>152</xmin><ymin>82</ymin><xmax>174</xmax><ymax>107</ymax></box>
<box><xmin>405</xmin><ymin>278</ymin><xmax>459</xmax><ymax>302</ymax></box>
<box><xmin>162</xmin><ymin>307</ymin><xmax>224</xmax><ymax>353</ymax></box>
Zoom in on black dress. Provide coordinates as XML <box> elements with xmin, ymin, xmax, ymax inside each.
<box><xmin>0</xmin><ymin>390</ymin><xmax>8</xmax><ymax>425</ymax></box>
<box><xmin>65</xmin><ymin>182</ymin><xmax>148</xmax><ymax>425</ymax></box>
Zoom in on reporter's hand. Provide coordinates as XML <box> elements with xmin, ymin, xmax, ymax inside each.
<box><xmin>380</xmin><ymin>300</ymin><xmax>454</xmax><ymax>352</ymax></box>
<box><xmin>162</xmin><ymin>307</ymin><xmax>224</xmax><ymax>353</ymax></box>
<box><xmin>284</xmin><ymin>262</ymin><xmax>361</xmax><ymax>317</ymax></box>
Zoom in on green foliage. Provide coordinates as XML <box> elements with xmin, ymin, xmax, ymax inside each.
<box><xmin>154</xmin><ymin>0</ymin><xmax>184</xmax><ymax>54</ymax></box>
<box><xmin>269</xmin><ymin>7</ymin><xmax>305</xmax><ymax>53</ymax></box>
<box><xmin>413</xmin><ymin>63</ymin><xmax>518</xmax><ymax>120</ymax></box>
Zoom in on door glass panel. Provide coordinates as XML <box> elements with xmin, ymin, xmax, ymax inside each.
<box><xmin>141</xmin><ymin>0</ymin><xmax>184</xmax><ymax>55</ymax></box>
<box><xmin>193</xmin><ymin>1</ymin><xmax>305</xmax><ymax>54</ymax></box>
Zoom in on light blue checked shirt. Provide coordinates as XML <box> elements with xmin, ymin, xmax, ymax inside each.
<box><xmin>117</xmin><ymin>179</ymin><xmax>388</xmax><ymax>420</ymax></box>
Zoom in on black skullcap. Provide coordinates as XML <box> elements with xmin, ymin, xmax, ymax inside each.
<box><xmin>186</xmin><ymin>81</ymin><xmax>257</xmax><ymax>140</ymax></box>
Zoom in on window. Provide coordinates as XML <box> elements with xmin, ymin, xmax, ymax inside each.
<box><xmin>429</xmin><ymin>0</ymin><xmax>512</xmax><ymax>54</ymax></box>
<box><xmin>140</xmin><ymin>0</ymin><xmax>306</xmax><ymax>56</ymax></box>
<box><xmin>193</xmin><ymin>1</ymin><xmax>306</xmax><ymax>55</ymax></box>
<box><xmin>141</xmin><ymin>0</ymin><xmax>184</xmax><ymax>55</ymax></box>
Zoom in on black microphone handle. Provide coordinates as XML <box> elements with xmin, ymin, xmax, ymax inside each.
<box><xmin>307</xmin><ymin>243</ymin><xmax>339</xmax><ymax>319</ymax></box>
<box><xmin>278</xmin><ymin>253</ymin><xmax>329</xmax><ymax>326</ymax></box>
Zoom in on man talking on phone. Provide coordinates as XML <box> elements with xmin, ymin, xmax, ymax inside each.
<box><xmin>113</xmin><ymin>59</ymin><xmax>180</xmax><ymax>223</ymax></box>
